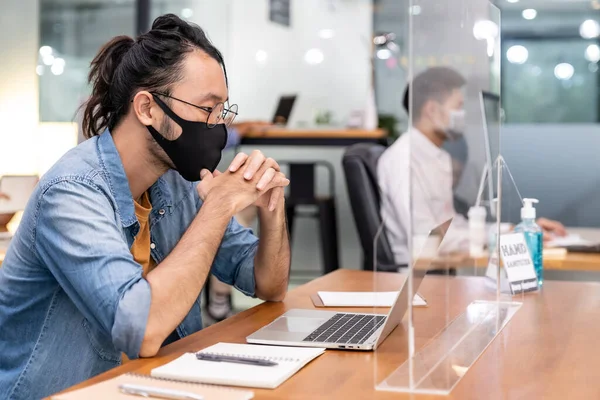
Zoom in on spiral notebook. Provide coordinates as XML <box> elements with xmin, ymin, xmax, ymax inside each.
<box><xmin>151</xmin><ymin>343</ymin><xmax>325</xmax><ymax>389</ymax></box>
<box><xmin>50</xmin><ymin>372</ymin><xmax>254</xmax><ymax>400</ymax></box>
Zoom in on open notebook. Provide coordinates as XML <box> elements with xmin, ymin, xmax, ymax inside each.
<box><xmin>50</xmin><ymin>372</ymin><xmax>254</xmax><ymax>400</ymax></box>
<box><xmin>151</xmin><ymin>343</ymin><xmax>325</xmax><ymax>389</ymax></box>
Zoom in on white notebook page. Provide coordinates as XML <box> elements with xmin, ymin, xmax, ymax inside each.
<box><xmin>151</xmin><ymin>343</ymin><xmax>325</xmax><ymax>389</ymax></box>
<box><xmin>317</xmin><ymin>291</ymin><xmax>427</xmax><ymax>307</ymax></box>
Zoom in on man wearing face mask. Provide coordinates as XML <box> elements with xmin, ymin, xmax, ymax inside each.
<box><xmin>0</xmin><ymin>15</ymin><xmax>291</xmax><ymax>399</ymax></box>
<box><xmin>378</xmin><ymin>67</ymin><xmax>565</xmax><ymax>265</ymax></box>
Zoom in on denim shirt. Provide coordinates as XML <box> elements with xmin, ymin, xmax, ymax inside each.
<box><xmin>0</xmin><ymin>131</ymin><xmax>258</xmax><ymax>399</ymax></box>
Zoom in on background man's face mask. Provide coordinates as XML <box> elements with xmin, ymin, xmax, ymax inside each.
<box><xmin>434</xmin><ymin>105</ymin><xmax>466</xmax><ymax>140</ymax></box>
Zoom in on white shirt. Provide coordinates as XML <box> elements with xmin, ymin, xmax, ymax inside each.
<box><xmin>378</xmin><ymin>127</ymin><xmax>469</xmax><ymax>265</ymax></box>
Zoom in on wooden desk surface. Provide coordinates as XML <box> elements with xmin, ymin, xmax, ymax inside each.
<box><xmin>61</xmin><ymin>270</ymin><xmax>600</xmax><ymax>400</ymax></box>
<box><xmin>243</xmin><ymin>127</ymin><xmax>386</xmax><ymax>139</ymax></box>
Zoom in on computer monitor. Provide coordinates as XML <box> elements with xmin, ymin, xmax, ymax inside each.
<box><xmin>479</xmin><ymin>91</ymin><xmax>501</xmax><ymax>217</ymax></box>
<box><xmin>272</xmin><ymin>95</ymin><xmax>297</xmax><ymax>125</ymax></box>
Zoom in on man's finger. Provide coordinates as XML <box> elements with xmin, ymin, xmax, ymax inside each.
<box><xmin>257</xmin><ymin>168</ymin><xmax>276</xmax><ymax>191</ymax></box>
<box><xmin>266</xmin><ymin>173</ymin><xmax>290</xmax><ymax>190</ymax></box>
<box><xmin>266</xmin><ymin>158</ymin><xmax>280</xmax><ymax>172</ymax></box>
<box><xmin>229</xmin><ymin>153</ymin><xmax>249</xmax><ymax>172</ymax></box>
<box><xmin>243</xmin><ymin>150</ymin><xmax>266</xmax><ymax>180</ymax></box>
<box><xmin>200</xmin><ymin>169</ymin><xmax>211</xmax><ymax>180</ymax></box>
<box><xmin>268</xmin><ymin>187</ymin><xmax>283</xmax><ymax>212</ymax></box>
<box><xmin>212</xmin><ymin>169</ymin><xmax>223</xmax><ymax>177</ymax></box>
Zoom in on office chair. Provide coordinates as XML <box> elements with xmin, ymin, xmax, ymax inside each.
<box><xmin>342</xmin><ymin>144</ymin><xmax>400</xmax><ymax>271</ymax></box>
<box><xmin>282</xmin><ymin>161</ymin><xmax>339</xmax><ymax>275</ymax></box>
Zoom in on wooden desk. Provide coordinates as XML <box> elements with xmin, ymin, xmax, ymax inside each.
<box><xmin>240</xmin><ymin>128</ymin><xmax>387</xmax><ymax>147</ymax></box>
<box><xmin>60</xmin><ymin>270</ymin><xmax>600</xmax><ymax>399</ymax></box>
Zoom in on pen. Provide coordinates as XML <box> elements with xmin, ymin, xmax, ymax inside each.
<box><xmin>118</xmin><ymin>383</ymin><xmax>203</xmax><ymax>400</ymax></box>
<box><xmin>196</xmin><ymin>352</ymin><xmax>278</xmax><ymax>366</ymax></box>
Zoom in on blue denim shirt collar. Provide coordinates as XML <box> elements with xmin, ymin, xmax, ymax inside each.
<box><xmin>96</xmin><ymin>130</ymin><xmax>174</xmax><ymax>227</ymax></box>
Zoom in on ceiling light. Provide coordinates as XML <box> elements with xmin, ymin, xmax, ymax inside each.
<box><xmin>53</xmin><ymin>57</ymin><xmax>65</xmax><ymax>69</ymax></box>
<box><xmin>42</xmin><ymin>54</ymin><xmax>55</xmax><ymax>66</ymax></box>
<box><xmin>506</xmin><ymin>45</ymin><xmax>528</xmax><ymax>64</ymax></box>
<box><xmin>255</xmin><ymin>50</ymin><xmax>268</xmax><ymax>65</ymax></box>
<box><xmin>39</xmin><ymin>46</ymin><xmax>53</xmax><ymax>57</ymax></box>
<box><xmin>522</xmin><ymin>9</ymin><xmax>537</xmax><ymax>20</ymax></box>
<box><xmin>318</xmin><ymin>29</ymin><xmax>335</xmax><ymax>39</ymax></box>
<box><xmin>409</xmin><ymin>5</ymin><xmax>422</xmax><ymax>15</ymax></box>
<box><xmin>580</xmin><ymin>20</ymin><xmax>600</xmax><ymax>39</ymax></box>
<box><xmin>473</xmin><ymin>20</ymin><xmax>499</xmax><ymax>40</ymax></box>
<box><xmin>304</xmin><ymin>48</ymin><xmax>324</xmax><ymax>65</ymax></box>
<box><xmin>585</xmin><ymin>44</ymin><xmax>600</xmax><ymax>63</ymax></box>
<box><xmin>554</xmin><ymin>63</ymin><xmax>574</xmax><ymax>80</ymax></box>
<box><xmin>51</xmin><ymin>63</ymin><xmax>64</xmax><ymax>76</ymax></box>
<box><xmin>377</xmin><ymin>48</ymin><xmax>392</xmax><ymax>60</ymax></box>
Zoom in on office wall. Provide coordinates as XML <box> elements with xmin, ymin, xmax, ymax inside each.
<box><xmin>227</xmin><ymin>0</ymin><xmax>372</xmax><ymax>126</ymax></box>
<box><xmin>501</xmin><ymin>124</ymin><xmax>600</xmax><ymax>228</ymax></box>
<box><xmin>225</xmin><ymin>0</ymin><xmax>373</xmax><ymax>273</ymax></box>
<box><xmin>0</xmin><ymin>0</ymin><xmax>39</xmax><ymax>175</ymax></box>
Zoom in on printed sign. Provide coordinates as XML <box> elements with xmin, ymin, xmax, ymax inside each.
<box><xmin>270</xmin><ymin>0</ymin><xmax>291</xmax><ymax>27</ymax></box>
<box><xmin>498</xmin><ymin>233</ymin><xmax>539</xmax><ymax>294</ymax></box>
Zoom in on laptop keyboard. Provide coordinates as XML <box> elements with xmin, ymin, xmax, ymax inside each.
<box><xmin>302</xmin><ymin>313</ymin><xmax>386</xmax><ymax>345</ymax></box>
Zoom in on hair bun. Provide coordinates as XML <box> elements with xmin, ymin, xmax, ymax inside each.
<box><xmin>151</xmin><ymin>13</ymin><xmax>187</xmax><ymax>32</ymax></box>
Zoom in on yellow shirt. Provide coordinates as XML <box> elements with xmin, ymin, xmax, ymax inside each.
<box><xmin>131</xmin><ymin>192</ymin><xmax>156</xmax><ymax>277</ymax></box>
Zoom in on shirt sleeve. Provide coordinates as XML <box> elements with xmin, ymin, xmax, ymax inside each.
<box><xmin>210</xmin><ymin>216</ymin><xmax>259</xmax><ymax>297</ymax></box>
<box><xmin>34</xmin><ymin>179</ymin><xmax>150</xmax><ymax>359</ymax></box>
<box><xmin>378</xmin><ymin>145</ymin><xmax>412</xmax><ymax>264</ymax></box>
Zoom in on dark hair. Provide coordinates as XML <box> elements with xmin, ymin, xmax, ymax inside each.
<box><xmin>82</xmin><ymin>14</ymin><xmax>227</xmax><ymax>139</ymax></box>
<box><xmin>402</xmin><ymin>67</ymin><xmax>466</xmax><ymax>121</ymax></box>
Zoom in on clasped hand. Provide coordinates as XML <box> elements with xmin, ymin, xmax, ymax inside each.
<box><xmin>197</xmin><ymin>150</ymin><xmax>289</xmax><ymax>214</ymax></box>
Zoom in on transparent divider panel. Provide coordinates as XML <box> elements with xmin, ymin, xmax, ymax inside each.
<box><xmin>373</xmin><ymin>0</ymin><xmax>523</xmax><ymax>395</ymax></box>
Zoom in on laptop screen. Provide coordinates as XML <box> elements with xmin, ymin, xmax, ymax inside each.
<box><xmin>272</xmin><ymin>95</ymin><xmax>297</xmax><ymax>125</ymax></box>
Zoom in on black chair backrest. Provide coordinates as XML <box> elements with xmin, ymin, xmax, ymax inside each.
<box><xmin>342</xmin><ymin>143</ymin><xmax>397</xmax><ymax>271</ymax></box>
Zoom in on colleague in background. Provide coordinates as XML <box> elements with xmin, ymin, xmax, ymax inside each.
<box><xmin>0</xmin><ymin>15</ymin><xmax>291</xmax><ymax>399</ymax></box>
<box><xmin>378</xmin><ymin>67</ymin><xmax>566</xmax><ymax>265</ymax></box>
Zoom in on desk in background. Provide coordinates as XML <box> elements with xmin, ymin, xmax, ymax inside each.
<box><xmin>60</xmin><ymin>269</ymin><xmax>600</xmax><ymax>399</ymax></box>
<box><xmin>238</xmin><ymin>128</ymin><xmax>388</xmax><ymax>274</ymax></box>
<box><xmin>240</xmin><ymin>127</ymin><xmax>387</xmax><ymax>147</ymax></box>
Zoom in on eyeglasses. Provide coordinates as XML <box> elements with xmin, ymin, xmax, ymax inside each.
<box><xmin>150</xmin><ymin>92</ymin><xmax>238</xmax><ymax>128</ymax></box>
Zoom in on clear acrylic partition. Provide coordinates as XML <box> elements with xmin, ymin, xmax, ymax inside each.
<box><xmin>373</xmin><ymin>0</ymin><xmax>523</xmax><ymax>394</ymax></box>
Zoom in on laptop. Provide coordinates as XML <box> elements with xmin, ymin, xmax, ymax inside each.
<box><xmin>272</xmin><ymin>95</ymin><xmax>297</xmax><ymax>125</ymax></box>
<box><xmin>247</xmin><ymin>219</ymin><xmax>452</xmax><ymax>351</ymax></box>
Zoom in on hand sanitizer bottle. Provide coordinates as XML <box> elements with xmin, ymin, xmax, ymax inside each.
<box><xmin>514</xmin><ymin>198</ymin><xmax>543</xmax><ymax>286</ymax></box>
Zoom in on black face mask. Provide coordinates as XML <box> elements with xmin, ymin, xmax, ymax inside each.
<box><xmin>146</xmin><ymin>94</ymin><xmax>227</xmax><ymax>182</ymax></box>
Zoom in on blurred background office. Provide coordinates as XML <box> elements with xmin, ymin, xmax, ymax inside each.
<box><xmin>2</xmin><ymin>0</ymin><xmax>600</xmax><ymax>298</ymax></box>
